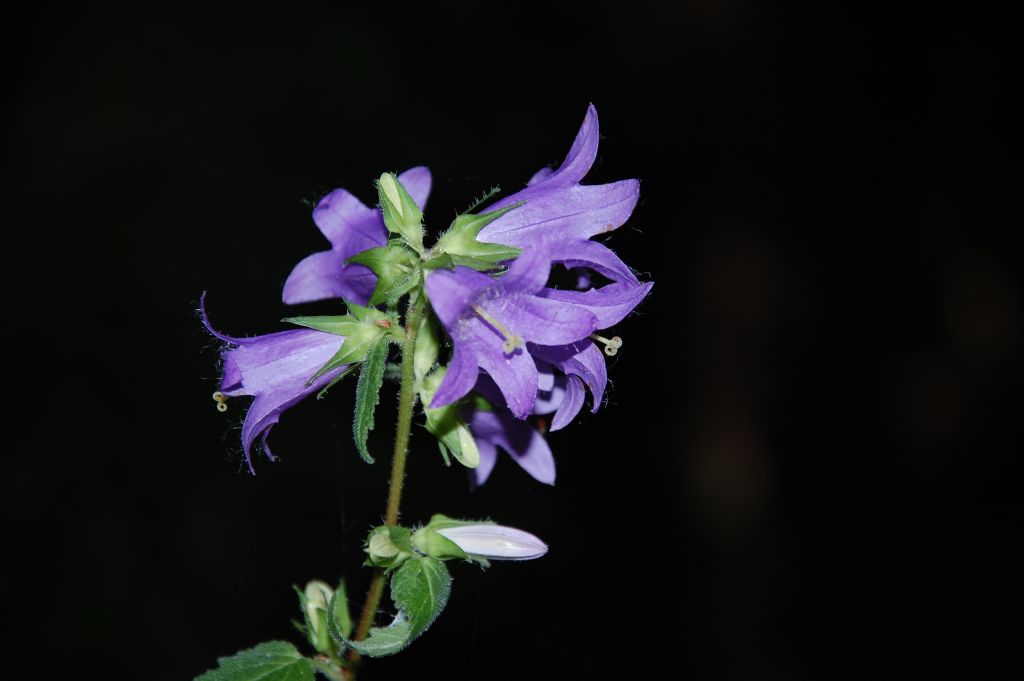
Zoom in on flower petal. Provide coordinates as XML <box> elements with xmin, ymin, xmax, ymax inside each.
<box><xmin>551</xmin><ymin>376</ymin><xmax>585</xmax><ymax>431</ymax></box>
<box><xmin>548</xmin><ymin>239</ymin><xmax>639</xmax><ymax>284</ymax></box>
<box><xmin>312</xmin><ymin>188</ymin><xmax>387</xmax><ymax>259</ymax></box>
<box><xmin>467</xmin><ymin>410</ymin><xmax>555</xmax><ymax>485</ymax></box>
<box><xmin>425</xmin><ymin>266</ymin><xmax>492</xmax><ymax>329</ymax></box>
<box><xmin>221</xmin><ymin>328</ymin><xmax>347</xmax><ymax>470</ymax></box>
<box><xmin>489</xmin><ymin>104</ymin><xmax>600</xmax><ymax>213</ymax></box>
<box><xmin>494</xmin><ymin>242</ymin><xmax>552</xmax><ymax>295</ymax></box>
<box><xmin>479</xmin><ymin>180</ymin><xmax>639</xmax><ymax>248</ymax></box>
<box><xmin>429</xmin><ymin>339</ymin><xmax>480</xmax><ymax>409</ymax></box>
<box><xmin>464</xmin><ymin>318</ymin><xmax>538</xmax><ymax>418</ymax></box>
<box><xmin>481</xmin><ymin>295</ymin><xmax>596</xmax><ymax>346</ymax></box>
<box><xmin>397</xmin><ymin>166</ymin><xmax>432</xmax><ymax>210</ymax></box>
<box><xmin>282</xmin><ymin>251</ymin><xmax>378</xmax><ymax>305</ymax></box>
<box><xmin>471</xmin><ymin>436</ymin><xmax>498</xmax><ymax>487</ymax></box>
<box><xmin>539</xmin><ymin>280</ymin><xmax>653</xmax><ymax>328</ymax></box>
<box><xmin>532</xmin><ymin>340</ymin><xmax>607</xmax><ymax>412</ymax></box>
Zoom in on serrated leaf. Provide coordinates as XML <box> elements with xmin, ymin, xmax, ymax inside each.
<box><xmin>353</xmin><ymin>338</ymin><xmax>389</xmax><ymax>463</ymax></box>
<box><xmin>195</xmin><ymin>641</ymin><xmax>313</xmax><ymax>681</ymax></box>
<box><xmin>347</xmin><ymin>557</ymin><xmax>452</xmax><ymax>657</ymax></box>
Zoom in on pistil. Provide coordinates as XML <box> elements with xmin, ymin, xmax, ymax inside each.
<box><xmin>590</xmin><ymin>333</ymin><xmax>623</xmax><ymax>356</ymax></box>
<box><xmin>472</xmin><ymin>305</ymin><xmax>524</xmax><ymax>353</ymax></box>
<box><xmin>211</xmin><ymin>391</ymin><xmax>230</xmax><ymax>412</ymax></box>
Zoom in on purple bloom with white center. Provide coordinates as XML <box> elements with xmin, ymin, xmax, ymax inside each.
<box><xmin>282</xmin><ymin>166</ymin><xmax>432</xmax><ymax>306</ymax></box>
<box><xmin>201</xmin><ymin>296</ymin><xmax>348</xmax><ymax>472</ymax></box>
<box><xmin>425</xmin><ymin>242</ymin><xmax>598</xmax><ymax>419</ymax></box>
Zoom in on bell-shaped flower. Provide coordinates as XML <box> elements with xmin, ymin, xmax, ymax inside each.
<box><xmin>424</xmin><ymin>243</ymin><xmax>598</xmax><ymax>419</ymax></box>
<box><xmin>282</xmin><ymin>166</ymin><xmax>432</xmax><ymax>306</ymax></box>
<box><xmin>201</xmin><ymin>296</ymin><xmax>349</xmax><ymax>472</ymax></box>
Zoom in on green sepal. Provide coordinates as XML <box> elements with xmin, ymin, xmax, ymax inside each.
<box><xmin>285</xmin><ymin>307</ymin><xmax>397</xmax><ymax>385</ymax></box>
<box><xmin>431</xmin><ymin>203</ymin><xmax>523</xmax><ymax>266</ymax></box>
<box><xmin>365</xmin><ymin>525</ymin><xmax>414</xmax><ymax>570</ymax></box>
<box><xmin>377</xmin><ymin>173</ymin><xmax>424</xmax><ymax>253</ymax></box>
<box><xmin>344</xmin><ymin>556</ymin><xmax>452</xmax><ymax>657</ymax></box>
<box><xmin>413</xmin><ymin>514</ymin><xmax>495</xmax><ymax>567</ymax></box>
<box><xmin>418</xmin><ymin>367</ymin><xmax>480</xmax><ymax>469</ymax></box>
<box><xmin>327</xmin><ymin>579</ymin><xmax>353</xmax><ymax>643</ymax></box>
<box><xmin>411</xmin><ymin>525</ymin><xmax>468</xmax><ymax>561</ymax></box>
<box><xmin>194</xmin><ymin>641</ymin><xmax>314</xmax><ymax>681</ymax></box>
<box><xmin>413</xmin><ymin>310</ymin><xmax>440</xmax><ymax>384</ymax></box>
<box><xmin>348</xmin><ymin>240</ymin><xmax>421</xmax><ymax>305</ymax></box>
<box><xmin>353</xmin><ymin>338</ymin><xmax>390</xmax><ymax>464</ymax></box>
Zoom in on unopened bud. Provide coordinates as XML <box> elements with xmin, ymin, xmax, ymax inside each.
<box><xmin>436</xmin><ymin>524</ymin><xmax>548</xmax><ymax>560</ymax></box>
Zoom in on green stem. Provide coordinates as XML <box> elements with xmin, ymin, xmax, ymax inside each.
<box><xmin>346</xmin><ymin>293</ymin><xmax>426</xmax><ymax>677</ymax></box>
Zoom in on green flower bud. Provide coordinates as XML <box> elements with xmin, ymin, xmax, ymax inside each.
<box><xmin>365</xmin><ymin>525</ymin><xmax>413</xmax><ymax>570</ymax></box>
<box><xmin>300</xmin><ymin>580</ymin><xmax>334</xmax><ymax>654</ymax></box>
<box><xmin>377</xmin><ymin>173</ymin><xmax>424</xmax><ymax>252</ymax></box>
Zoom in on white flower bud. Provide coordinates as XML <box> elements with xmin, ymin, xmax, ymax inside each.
<box><xmin>435</xmin><ymin>524</ymin><xmax>548</xmax><ymax>560</ymax></box>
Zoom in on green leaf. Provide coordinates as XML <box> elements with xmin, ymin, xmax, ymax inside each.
<box><xmin>194</xmin><ymin>641</ymin><xmax>314</xmax><ymax>681</ymax></box>
<box><xmin>347</xmin><ymin>556</ymin><xmax>452</xmax><ymax>657</ymax></box>
<box><xmin>352</xmin><ymin>338</ymin><xmax>389</xmax><ymax>463</ymax></box>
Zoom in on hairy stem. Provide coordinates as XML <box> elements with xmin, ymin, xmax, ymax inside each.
<box><xmin>346</xmin><ymin>294</ymin><xmax>425</xmax><ymax>677</ymax></box>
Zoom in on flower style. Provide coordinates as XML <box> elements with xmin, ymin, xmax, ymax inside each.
<box><xmin>425</xmin><ymin>243</ymin><xmax>598</xmax><ymax>419</ymax></box>
<box><xmin>282</xmin><ymin>167</ymin><xmax>432</xmax><ymax>306</ymax></box>
<box><xmin>202</xmin><ymin>296</ymin><xmax>348</xmax><ymax>471</ymax></box>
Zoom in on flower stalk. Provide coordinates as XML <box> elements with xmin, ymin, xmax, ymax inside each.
<box><xmin>347</xmin><ymin>291</ymin><xmax>425</xmax><ymax>675</ymax></box>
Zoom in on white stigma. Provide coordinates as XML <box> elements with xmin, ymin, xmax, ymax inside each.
<box><xmin>212</xmin><ymin>391</ymin><xmax>229</xmax><ymax>412</ymax></box>
<box><xmin>591</xmin><ymin>333</ymin><xmax>623</xmax><ymax>357</ymax></box>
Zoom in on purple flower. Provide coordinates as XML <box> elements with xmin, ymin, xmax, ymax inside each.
<box><xmin>201</xmin><ymin>296</ymin><xmax>348</xmax><ymax>472</ymax></box>
<box><xmin>425</xmin><ymin>243</ymin><xmax>598</xmax><ymax>419</ymax></box>
<box><xmin>282</xmin><ymin>167</ymin><xmax>432</xmax><ymax>306</ymax></box>
<box><xmin>466</xmin><ymin>405</ymin><xmax>555</xmax><ymax>486</ymax></box>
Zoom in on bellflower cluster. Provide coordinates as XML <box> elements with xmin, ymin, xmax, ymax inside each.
<box><xmin>197</xmin><ymin>105</ymin><xmax>653</xmax><ymax>677</ymax></box>
<box><xmin>203</xmin><ymin>104</ymin><xmax>651</xmax><ymax>484</ymax></box>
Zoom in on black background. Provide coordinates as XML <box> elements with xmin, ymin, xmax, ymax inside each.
<box><xmin>5</xmin><ymin>2</ymin><xmax>1017</xmax><ymax>679</ymax></box>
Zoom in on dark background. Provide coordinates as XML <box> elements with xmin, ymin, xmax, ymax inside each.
<box><xmin>5</xmin><ymin>2</ymin><xmax>1017</xmax><ymax>679</ymax></box>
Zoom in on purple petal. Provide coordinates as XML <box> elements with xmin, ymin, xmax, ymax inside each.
<box><xmin>533</xmin><ymin>372</ymin><xmax>566</xmax><ymax>416</ymax></box>
<box><xmin>429</xmin><ymin>340</ymin><xmax>480</xmax><ymax>409</ymax></box>
<box><xmin>490</xmin><ymin>104</ymin><xmax>600</xmax><ymax>212</ymax></box>
<box><xmin>548</xmin><ymin>239</ymin><xmax>639</xmax><ymax>284</ymax></box>
<box><xmin>479</xmin><ymin>180</ymin><xmax>639</xmax><ymax>248</ymax></box>
<box><xmin>199</xmin><ymin>292</ymin><xmax>248</xmax><ymax>345</ymax></box>
<box><xmin>471</xmin><ymin>437</ymin><xmax>498</xmax><ymax>488</ymax></box>
<box><xmin>494</xmin><ymin>242</ymin><xmax>552</xmax><ymax>295</ymax></box>
<box><xmin>539</xmin><ymin>280</ymin><xmax>653</xmax><ymax>328</ymax></box>
<box><xmin>222</xmin><ymin>328</ymin><xmax>347</xmax><ymax>470</ymax></box>
<box><xmin>551</xmin><ymin>376</ymin><xmax>585</xmax><ymax>431</ymax></box>
<box><xmin>425</xmin><ymin>267</ymin><xmax>492</xmax><ymax>328</ymax></box>
<box><xmin>532</xmin><ymin>340</ymin><xmax>607</xmax><ymax>412</ymax></box>
<box><xmin>467</xmin><ymin>410</ymin><xmax>555</xmax><ymax>485</ymax></box>
<box><xmin>397</xmin><ymin>166</ymin><xmax>432</xmax><ymax>210</ymax></box>
<box><xmin>312</xmin><ymin>189</ymin><xmax>388</xmax><ymax>260</ymax></box>
<box><xmin>282</xmin><ymin>252</ymin><xmax>378</xmax><ymax>306</ymax></box>
<box><xmin>464</xmin><ymin>318</ymin><xmax>538</xmax><ymax>418</ymax></box>
<box><xmin>527</xmin><ymin>167</ymin><xmax>554</xmax><ymax>186</ymax></box>
<box><xmin>481</xmin><ymin>295</ymin><xmax>596</xmax><ymax>346</ymax></box>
